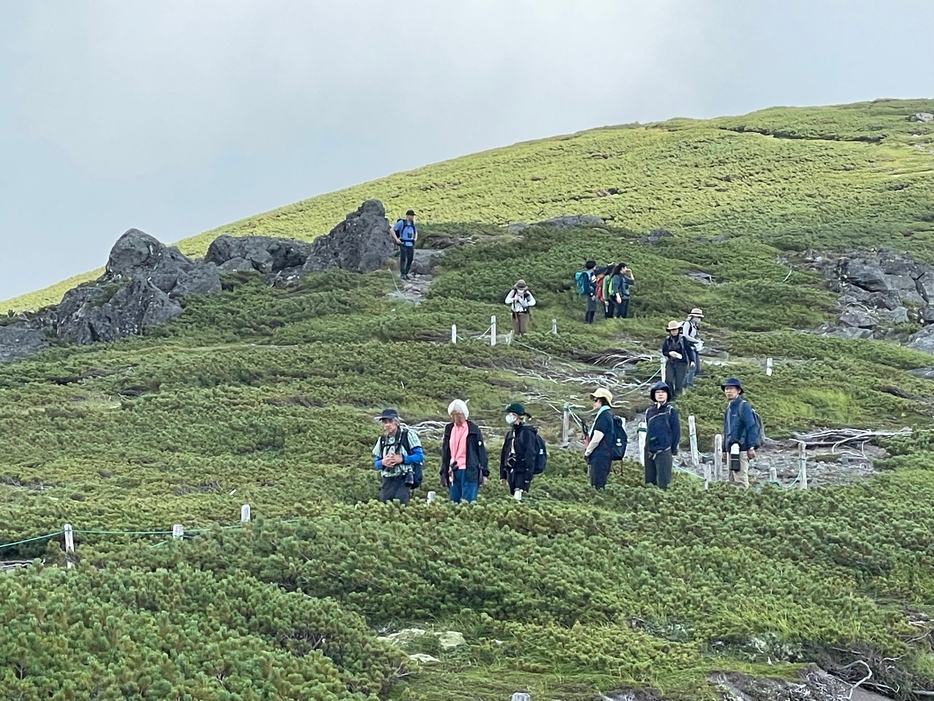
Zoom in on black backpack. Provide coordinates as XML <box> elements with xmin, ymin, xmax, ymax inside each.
<box><xmin>533</xmin><ymin>431</ymin><xmax>547</xmax><ymax>475</ymax></box>
<box><xmin>379</xmin><ymin>429</ymin><xmax>423</xmax><ymax>488</ymax></box>
<box><xmin>611</xmin><ymin>415</ymin><xmax>628</xmax><ymax>461</ymax></box>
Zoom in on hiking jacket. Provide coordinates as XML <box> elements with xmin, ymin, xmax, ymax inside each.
<box><xmin>372</xmin><ymin>429</ymin><xmax>425</xmax><ymax>477</ymax></box>
<box><xmin>645</xmin><ymin>403</ymin><xmax>680</xmax><ymax>454</ymax></box>
<box><xmin>440</xmin><ymin>420</ymin><xmax>490</xmax><ymax>486</ymax></box>
<box><xmin>499</xmin><ymin>422</ymin><xmax>538</xmax><ymax>478</ymax></box>
<box><xmin>662</xmin><ymin>334</ymin><xmax>696</xmax><ymax>366</ymax></box>
<box><xmin>723</xmin><ymin>397</ymin><xmax>757</xmax><ymax>452</ymax></box>
<box><xmin>505</xmin><ymin>289</ymin><xmax>536</xmax><ymax>313</ymax></box>
<box><xmin>588</xmin><ymin>405</ymin><xmax>615</xmax><ymax>460</ymax></box>
<box><xmin>611</xmin><ymin>273</ymin><xmax>634</xmax><ymax>299</ymax></box>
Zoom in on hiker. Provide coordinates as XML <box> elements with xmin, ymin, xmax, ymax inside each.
<box><xmin>721</xmin><ymin>378</ymin><xmax>758</xmax><ymax>488</ymax></box>
<box><xmin>644</xmin><ymin>381</ymin><xmax>681</xmax><ymax>490</ymax></box>
<box><xmin>583</xmin><ymin>388</ymin><xmax>615</xmax><ymax>489</ymax></box>
<box><xmin>371</xmin><ymin>408</ymin><xmax>424</xmax><ymax>505</ymax></box>
<box><xmin>610</xmin><ymin>263</ymin><xmax>635</xmax><ymax>318</ymax></box>
<box><xmin>440</xmin><ymin>399</ymin><xmax>489</xmax><ymax>503</ymax></box>
<box><xmin>576</xmin><ymin>260</ymin><xmax>598</xmax><ymax>324</ymax></box>
<box><xmin>661</xmin><ymin>320</ymin><xmax>696</xmax><ymax>398</ymax></box>
<box><xmin>499</xmin><ymin>402</ymin><xmax>538</xmax><ymax>499</ymax></box>
<box><xmin>681</xmin><ymin>308</ymin><xmax>704</xmax><ymax>387</ymax></box>
<box><xmin>390</xmin><ymin>209</ymin><xmax>418</xmax><ymax>280</ymax></box>
<box><xmin>505</xmin><ymin>280</ymin><xmax>536</xmax><ymax>336</ymax></box>
<box><xmin>600</xmin><ymin>262</ymin><xmax>616</xmax><ymax>318</ymax></box>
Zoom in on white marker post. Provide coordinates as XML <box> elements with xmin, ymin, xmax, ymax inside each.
<box><xmin>688</xmin><ymin>416</ymin><xmax>700</xmax><ymax>469</ymax></box>
<box><xmin>426</xmin><ymin>491</ymin><xmax>436</xmax><ymax>504</ymax></box>
<box><xmin>766</xmin><ymin>357</ymin><xmax>773</xmax><ymax>376</ymax></box>
<box><xmin>769</xmin><ymin>463</ymin><xmax>778</xmax><ymax>484</ymax></box>
<box><xmin>561</xmin><ymin>404</ymin><xmax>570</xmax><ymax>446</ymax></box>
<box><xmin>63</xmin><ymin>523</ymin><xmax>74</xmax><ymax>570</ymax></box>
<box><xmin>172</xmin><ymin>524</ymin><xmax>185</xmax><ymax>540</ymax></box>
<box><xmin>798</xmin><ymin>442</ymin><xmax>808</xmax><ymax>489</ymax></box>
<box><xmin>713</xmin><ymin>434</ymin><xmax>723</xmax><ymax>482</ymax></box>
<box><xmin>660</xmin><ymin>356</ymin><xmax>667</xmax><ymax>384</ymax></box>
<box><xmin>551</xmin><ymin>318</ymin><xmax>557</xmax><ymax>335</ymax></box>
<box><xmin>241</xmin><ymin>504</ymin><xmax>251</xmax><ymax>522</ymax></box>
<box><xmin>451</xmin><ymin>324</ymin><xmax>457</xmax><ymax>344</ymax></box>
<box><xmin>637</xmin><ymin>421</ymin><xmax>647</xmax><ymax>467</ymax></box>
<box><xmin>490</xmin><ymin>316</ymin><xmax>497</xmax><ymax>347</ymax></box>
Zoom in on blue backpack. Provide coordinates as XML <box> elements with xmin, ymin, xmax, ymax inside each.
<box><xmin>395</xmin><ymin>219</ymin><xmax>417</xmax><ymax>244</ymax></box>
<box><xmin>574</xmin><ymin>271</ymin><xmax>592</xmax><ymax>296</ymax></box>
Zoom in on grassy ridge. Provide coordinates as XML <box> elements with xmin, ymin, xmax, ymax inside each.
<box><xmin>5</xmin><ymin>99</ymin><xmax>934</xmax><ymax>311</ymax></box>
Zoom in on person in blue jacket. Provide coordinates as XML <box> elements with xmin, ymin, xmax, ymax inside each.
<box><xmin>583</xmin><ymin>387</ymin><xmax>615</xmax><ymax>489</ymax></box>
<box><xmin>644</xmin><ymin>381</ymin><xmax>680</xmax><ymax>490</ymax></box>
<box><xmin>391</xmin><ymin>209</ymin><xmax>418</xmax><ymax>280</ymax></box>
<box><xmin>372</xmin><ymin>408</ymin><xmax>424</xmax><ymax>504</ymax></box>
<box><xmin>721</xmin><ymin>378</ymin><xmax>757</xmax><ymax>488</ymax></box>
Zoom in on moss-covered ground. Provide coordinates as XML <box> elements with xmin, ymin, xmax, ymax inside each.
<box><xmin>2</xmin><ymin>100</ymin><xmax>934</xmax><ymax>700</ymax></box>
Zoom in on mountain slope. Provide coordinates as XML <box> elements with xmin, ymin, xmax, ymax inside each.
<box><xmin>6</xmin><ymin>98</ymin><xmax>934</xmax><ymax>312</ymax></box>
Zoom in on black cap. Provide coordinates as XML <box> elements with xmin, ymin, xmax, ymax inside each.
<box><xmin>377</xmin><ymin>408</ymin><xmax>401</xmax><ymax>422</ymax></box>
<box><xmin>405</xmin><ymin>209</ymin><xmax>415</xmax><ymax>216</ymax></box>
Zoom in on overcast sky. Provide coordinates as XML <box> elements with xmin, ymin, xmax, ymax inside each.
<box><xmin>1</xmin><ymin>0</ymin><xmax>932</xmax><ymax>300</ymax></box>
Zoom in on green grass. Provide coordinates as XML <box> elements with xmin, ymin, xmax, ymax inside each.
<box><xmin>3</xmin><ymin>100</ymin><xmax>934</xmax><ymax>700</ymax></box>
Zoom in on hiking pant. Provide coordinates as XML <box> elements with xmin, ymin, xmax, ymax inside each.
<box><xmin>616</xmin><ymin>297</ymin><xmax>630</xmax><ymax>319</ymax></box>
<box><xmin>506</xmin><ymin>469</ymin><xmax>532</xmax><ymax>495</ymax></box>
<box><xmin>588</xmin><ymin>453</ymin><xmax>612</xmax><ymax>490</ymax></box>
<box><xmin>728</xmin><ymin>450</ymin><xmax>750</xmax><ymax>488</ymax></box>
<box><xmin>644</xmin><ymin>448</ymin><xmax>673</xmax><ymax>490</ymax></box>
<box><xmin>605</xmin><ymin>298</ymin><xmax>615</xmax><ymax>318</ymax></box>
<box><xmin>399</xmin><ymin>245</ymin><xmax>414</xmax><ymax>276</ymax></box>
<box><xmin>449</xmin><ymin>469</ymin><xmax>479</xmax><ymax>503</ymax></box>
<box><xmin>665</xmin><ymin>361</ymin><xmax>689</xmax><ymax>398</ymax></box>
<box><xmin>585</xmin><ymin>296</ymin><xmax>597</xmax><ymax>323</ymax></box>
<box><xmin>380</xmin><ymin>474</ymin><xmax>411</xmax><ymax>504</ymax></box>
<box><xmin>512</xmin><ymin>312</ymin><xmax>530</xmax><ymax>335</ymax></box>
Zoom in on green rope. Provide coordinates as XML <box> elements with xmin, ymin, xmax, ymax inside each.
<box><xmin>0</xmin><ymin>531</ymin><xmax>63</xmax><ymax>551</ymax></box>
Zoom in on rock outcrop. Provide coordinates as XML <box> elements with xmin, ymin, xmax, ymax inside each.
<box><xmin>1</xmin><ymin>201</ymin><xmax>403</xmax><ymax>363</ymax></box>
<box><xmin>303</xmin><ymin>199</ymin><xmax>394</xmax><ymax>274</ymax></box>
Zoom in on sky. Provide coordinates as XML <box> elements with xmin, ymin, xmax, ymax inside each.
<box><xmin>1</xmin><ymin>0</ymin><xmax>933</xmax><ymax>301</ymax></box>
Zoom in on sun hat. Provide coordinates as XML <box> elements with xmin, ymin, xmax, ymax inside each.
<box><xmin>514</xmin><ymin>280</ymin><xmax>528</xmax><ymax>290</ymax></box>
<box><xmin>689</xmin><ymin>307</ymin><xmax>704</xmax><ymax>318</ymax></box>
<box><xmin>505</xmin><ymin>402</ymin><xmax>530</xmax><ymax>417</ymax></box>
<box><xmin>376</xmin><ymin>408</ymin><xmax>402</xmax><ymax>422</ymax></box>
<box><xmin>720</xmin><ymin>378</ymin><xmax>744</xmax><ymax>394</ymax></box>
<box><xmin>666</xmin><ymin>320</ymin><xmax>682</xmax><ymax>331</ymax></box>
<box><xmin>648</xmin><ymin>381</ymin><xmax>671</xmax><ymax>401</ymax></box>
<box><xmin>590</xmin><ymin>387</ymin><xmax>616</xmax><ymax>407</ymax></box>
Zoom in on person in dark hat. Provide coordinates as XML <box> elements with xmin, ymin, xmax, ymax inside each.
<box><xmin>644</xmin><ymin>381</ymin><xmax>680</xmax><ymax>490</ymax></box>
<box><xmin>371</xmin><ymin>408</ymin><xmax>424</xmax><ymax>504</ymax></box>
<box><xmin>721</xmin><ymin>378</ymin><xmax>757</xmax><ymax>488</ymax></box>
<box><xmin>390</xmin><ymin>209</ymin><xmax>418</xmax><ymax>280</ymax></box>
<box><xmin>499</xmin><ymin>402</ymin><xmax>538</xmax><ymax>499</ymax></box>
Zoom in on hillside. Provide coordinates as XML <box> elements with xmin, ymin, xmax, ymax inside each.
<box><xmin>2</xmin><ymin>100</ymin><xmax>934</xmax><ymax>700</ymax></box>
<box><xmin>6</xmin><ymin>98</ymin><xmax>934</xmax><ymax>312</ymax></box>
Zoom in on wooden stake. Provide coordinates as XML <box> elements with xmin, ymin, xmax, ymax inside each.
<box><xmin>561</xmin><ymin>404</ymin><xmax>570</xmax><ymax>446</ymax></box>
<box><xmin>551</xmin><ymin>318</ymin><xmax>557</xmax><ymax>335</ymax></box>
<box><xmin>713</xmin><ymin>434</ymin><xmax>723</xmax><ymax>482</ymax></box>
<box><xmin>688</xmin><ymin>416</ymin><xmax>700</xmax><ymax>469</ymax></box>
<box><xmin>799</xmin><ymin>442</ymin><xmax>808</xmax><ymax>489</ymax></box>
<box><xmin>172</xmin><ymin>524</ymin><xmax>184</xmax><ymax>539</ymax></box>
<box><xmin>766</xmin><ymin>357</ymin><xmax>773</xmax><ymax>376</ymax></box>
<box><xmin>63</xmin><ymin>523</ymin><xmax>74</xmax><ymax>570</ymax></box>
<box><xmin>490</xmin><ymin>316</ymin><xmax>497</xmax><ymax>347</ymax></box>
<box><xmin>660</xmin><ymin>355</ymin><xmax>667</xmax><ymax>383</ymax></box>
<box><xmin>451</xmin><ymin>324</ymin><xmax>457</xmax><ymax>344</ymax></box>
<box><xmin>637</xmin><ymin>421</ymin><xmax>647</xmax><ymax>467</ymax></box>
<box><xmin>241</xmin><ymin>504</ymin><xmax>251</xmax><ymax>522</ymax></box>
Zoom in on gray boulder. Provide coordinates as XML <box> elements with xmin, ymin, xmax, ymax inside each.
<box><xmin>506</xmin><ymin>222</ymin><xmax>530</xmax><ymax>233</ymax></box>
<box><xmin>909</xmin><ymin>112</ymin><xmax>934</xmax><ymax>122</ymax></box>
<box><xmin>840</xmin><ymin>259</ymin><xmax>890</xmax><ymax>292</ymax></box>
<box><xmin>0</xmin><ymin>322</ymin><xmax>51</xmax><ymax>363</ymax></box>
<box><xmin>409</xmin><ymin>249</ymin><xmax>446</xmax><ymax>276</ymax></box>
<box><xmin>205</xmin><ymin>235</ymin><xmax>313</xmax><ymax>274</ymax></box>
<box><xmin>839</xmin><ymin>308</ymin><xmax>876</xmax><ymax>328</ymax></box>
<box><xmin>55</xmin><ymin>278</ymin><xmax>182</xmax><ymax>344</ymax></box>
<box><xmin>536</xmin><ymin>214</ymin><xmax>605</xmax><ymax>229</ymax></box>
<box><xmin>637</xmin><ymin>228</ymin><xmax>673</xmax><ymax>245</ymax></box>
<box><xmin>908</xmin><ymin>325</ymin><xmax>934</xmax><ymax>354</ymax></box>
<box><xmin>303</xmin><ymin>199</ymin><xmax>394</xmax><ymax>274</ymax></box>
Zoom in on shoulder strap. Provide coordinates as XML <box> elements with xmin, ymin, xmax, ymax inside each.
<box><xmin>399</xmin><ymin>429</ymin><xmax>411</xmax><ymax>452</ymax></box>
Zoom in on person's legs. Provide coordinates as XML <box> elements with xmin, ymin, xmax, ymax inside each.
<box><xmin>644</xmin><ymin>449</ymin><xmax>658</xmax><ymax>486</ymax></box>
<box><xmin>518</xmin><ymin>313</ymin><xmax>530</xmax><ymax>334</ymax></box>
<box><xmin>402</xmin><ymin>246</ymin><xmax>415</xmax><ymax>276</ymax></box>
<box><xmin>606</xmin><ymin>298</ymin><xmax>616</xmax><ymax>318</ymax></box>
<box><xmin>461</xmin><ymin>478</ymin><xmax>480</xmax><ymax>503</ymax></box>
<box><xmin>617</xmin><ymin>297</ymin><xmax>629</xmax><ymax>318</ymax></box>
<box><xmin>511</xmin><ymin>314</ymin><xmax>521</xmax><ymax>336</ymax></box>
<box><xmin>685</xmin><ymin>362</ymin><xmax>696</xmax><ymax>388</ymax></box>
<box><xmin>655</xmin><ymin>449</ymin><xmax>673</xmax><ymax>490</ymax></box>
<box><xmin>671</xmin><ymin>363</ymin><xmax>688</xmax><ymax>397</ymax></box>
<box><xmin>728</xmin><ymin>452</ymin><xmax>750</xmax><ymax>488</ymax></box>
<box><xmin>381</xmin><ymin>475</ymin><xmax>410</xmax><ymax>504</ymax></box>
<box><xmin>449</xmin><ymin>469</ymin><xmax>464</xmax><ymax>503</ymax></box>
<box><xmin>590</xmin><ymin>455</ymin><xmax>611</xmax><ymax>489</ymax></box>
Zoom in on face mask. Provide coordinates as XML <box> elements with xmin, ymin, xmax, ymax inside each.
<box><xmin>505</xmin><ymin>413</ymin><xmax>517</xmax><ymax>425</ymax></box>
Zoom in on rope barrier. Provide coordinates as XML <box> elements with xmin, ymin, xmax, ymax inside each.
<box><xmin>0</xmin><ymin>531</ymin><xmax>64</xmax><ymax>552</ymax></box>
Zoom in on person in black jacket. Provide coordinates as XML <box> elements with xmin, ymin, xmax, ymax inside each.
<box><xmin>499</xmin><ymin>402</ymin><xmax>538</xmax><ymax>500</ymax></box>
<box><xmin>644</xmin><ymin>381</ymin><xmax>681</xmax><ymax>490</ymax></box>
<box><xmin>440</xmin><ymin>399</ymin><xmax>489</xmax><ymax>503</ymax></box>
<box><xmin>583</xmin><ymin>387</ymin><xmax>616</xmax><ymax>489</ymax></box>
<box><xmin>661</xmin><ymin>320</ymin><xmax>696</xmax><ymax>398</ymax></box>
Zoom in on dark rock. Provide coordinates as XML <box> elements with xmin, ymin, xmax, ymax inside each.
<box><xmin>839</xmin><ymin>308</ymin><xmax>876</xmax><ymax>328</ymax></box>
<box><xmin>506</xmin><ymin>222</ymin><xmax>530</xmax><ymax>233</ymax></box>
<box><xmin>637</xmin><ymin>228</ymin><xmax>673</xmax><ymax>245</ymax></box>
<box><xmin>921</xmin><ymin>305</ymin><xmax>934</xmax><ymax>323</ymax></box>
<box><xmin>535</xmin><ymin>214</ymin><xmax>605</xmax><ymax>228</ymax></box>
<box><xmin>877</xmin><ymin>306</ymin><xmax>909</xmax><ymax>325</ymax></box>
<box><xmin>0</xmin><ymin>322</ymin><xmax>51</xmax><ymax>363</ymax></box>
<box><xmin>55</xmin><ymin>278</ymin><xmax>182</xmax><ymax>344</ymax></box>
<box><xmin>841</xmin><ymin>259</ymin><xmax>890</xmax><ymax>292</ymax></box>
<box><xmin>303</xmin><ymin>199</ymin><xmax>394</xmax><ymax>274</ymax></box>
<box><xmin>409</xmin><ymin>249</ymin><xmax>446</xmax><ymax>276</ymax></box>
<box><xmin>908</xmin><ymin>367</ymin><xmax>934</xmax><ymax>380</ymax></box>
<box><xmin>907</xmin><ymin>324</ymin><xmax>934</xmax><ymax>354</ymax></box>
<box><xmin>685</xmin><ymin>270</ymin><xmax>714</xmax><ymax>285</ymax></box>
<box><xmin>205</xmin><ymin>235</ymin><xmax>313</xmax><ymax>274</ymax></box>
<box><xmin>908</xmin><ymin>112</ymin><xmax>934</xmax><ymax>122</ymax></box>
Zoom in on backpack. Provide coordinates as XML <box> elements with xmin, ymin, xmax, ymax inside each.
<box><xmin>574</xmin><ymin>271</ymin><xmax>592</xmax><ymax>296</ymax></box>
<box><xmin>395</xmin><ymin>219</ymin><xmax>417</xmax><ymax>243</ymax></box>
<box><xmin>533</xmin><ymin>430</ymin><xmax>547</xmax><ymax>475</ymax></box>
<box><xmin>379</xmin><ymin>429</ymin><xmax>424</xmax><ymax>488</ymax></box>
<box><xmin>594</xmin><ymin>273</ymin><xmax>607</xmax><ymax>301</ymax></box>
<box><xmin>746</xmin><ymin>401</ymin><xmax>766</xmax><ymax>449</ymax></box>
<box><xmin>611</xmin><ymin>415</ymin><xmax>628</xmax><ymax>461</ymax></box>
<box><xmin>601</xmin><ymin>274</ymin><xmax>613</xmax><ymax>300</ymax></box>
